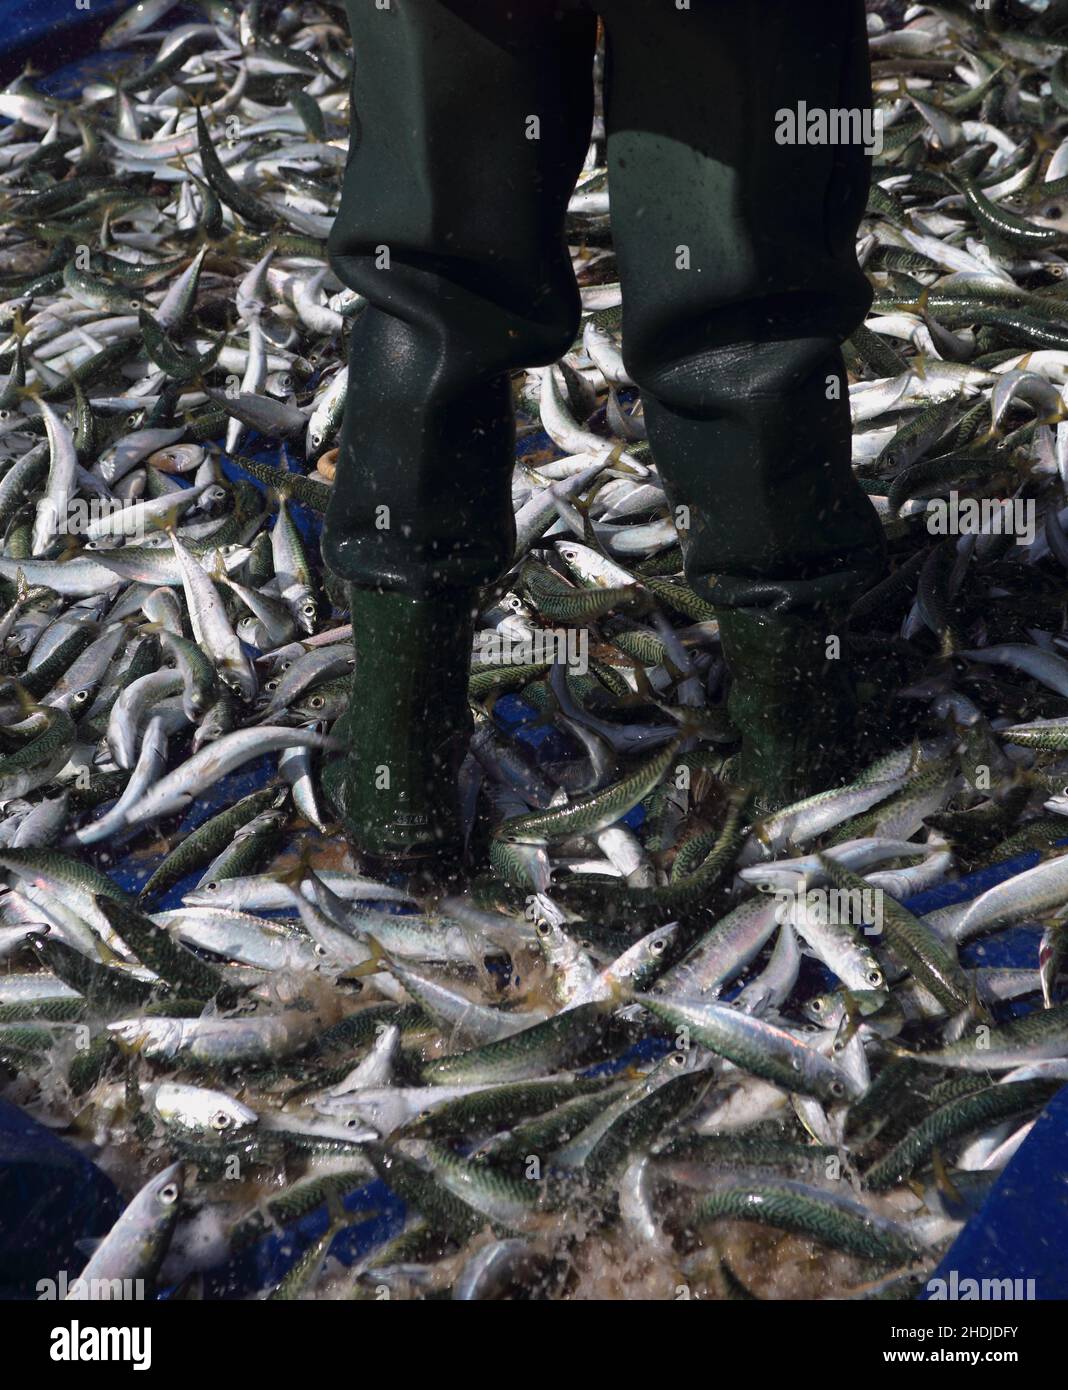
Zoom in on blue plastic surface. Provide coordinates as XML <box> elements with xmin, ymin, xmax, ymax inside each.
<box><xmin>200</xmin><ymin>1179</ymin><xmax>406</xmax><ymax>1300</ymax></box>
<box><xmin>0</xmin><ymin>1099</ymin><xmax>122</xmax><ymax>1300</ymax></box>
<box><xmin>922</xmin><ymin>1086</ymin><xmax>1068</xmax><ymax>1301</ymax></box>
<box><xmin>0</xmin><ymin>0</ymin><xmax>128</xmax><ymax>84</ymax></box>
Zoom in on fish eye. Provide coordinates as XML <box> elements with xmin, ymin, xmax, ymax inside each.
<box><xmin>303</xmin><ymin>603</ymin><xmax>316</xmax><ymax>616</ymax></box>
<box><xmin>669</xmin><ymin>1052</ymin><xmax>686</xmax><ymax>1066</ymax></box>
<box><xmin>811</xmin><ymin>998</ymin><xmax>823</xmax><ymax>1013</ymax></box>
<box><xmin>266</xmin><ymin>680</ymin><xmax>279</xmax><ymax>691</ymax></box>
<box><xmin>344</xmin><ymin>1117</ymin><xmax>360</xmax><ymax>1128</ymax></box>
<box><xmin>73</xmin><ymin>689</ymin><xmax>91</xmax><ymax>703</ymax></box>
<box><xmin>534</xmin><ymin>920</ymin><xmax>551</xmax><ymax>936</ymax></box>
<box><xmin>867</xmin><ymin>970</ymin><xmax>884</xmax><ymax>987</ymax></box>
<box><xmin>417</xmin><ymin>1109</ymin><xmax>432</xmax><ymax>1121</ymax></box>
<box><xmin>204</xmin><ymin>882</ymin><xmax>218</xmax><ymax>892</ymax></box>
<box><xmin>158</xmin><ymin>1182</ymin><xmax>180</xmax><ymax>1204</ymax></box>
<box><xmin>310</xmin><ymin>696</ymin><xmax>324</xmax><ymax>709</ymax></box>
<box><xmin>313</xmin><ymin>943</ymin><xmax>327</xmax><ymax>957</ymax></box>
<box><xmin>210</xmin><ymin>1110</ymin><xmax>232</xmax><ymax>1131</ymax></box>
<box><xmin>651</xmin><ymin>937</ymin><xmax>667</xmax><ymax>953</ymax></box>
<box><xmin>830</xmin><ymin>1080</ymin><xmax>845</xmax><ymax>1097</ymax></box>
<box><xmin>1049</xmin><ymin>206</ymin><xmax>1063</xmax><ymax>219</ymax></box>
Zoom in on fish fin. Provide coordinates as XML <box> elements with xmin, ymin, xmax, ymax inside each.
<box><xmin>966</xmin><ymin>973</ymin><xmax>993</xmax><ymax>1027</ymax></box>
<box><xmin>605</xmin><ymin>976</ymin><xmax>635</xmax><ymax>1008</ymax></box>
<box><xmin>54</xmin><ymin>532</ymin><xmax>88</xmax><ymax>566</ymax></box>
<box><xmin>343</xmin><ymin>934</ymin><xmax>391</xmax><ymax>979</ymax></box>
<box><xmin>324</xmin><ymin>1186</ymin><xmax>347</xmax><ymax>1231</ymax></box>
<box><xmin>930</xmin><ymin>1145</ymin><xmax>963</xmax><ymax>1206</ymax></box>
<box><xmin>150</xmin><ymin>503</ymin><xmax>184</xmax><ymax>536</ymax></box>
<box><xmin>835</xmin><ymin>988</ymin><xmax>863</xmax><ymax>1049</ymax></box>
<box><xmin>92</xmin><ymin>933</ymin><xmax>125</xmax><ymax>967</ymax></box>
<box><xmin>273</xmin><ymin>842</ymin><xmax>315</xmax><ymax>892</ymax></box>
<box><xmin>7</xmin><ymin>680</ymin><xmax>42</xmax><ymax>720</ymax></box>
<box><xmin>110</xmin><ymin>1030</ymin><xmax>150</xmax><ymax>1059</ymax></box>
<box><xmin>751</xmin><ymin>815</ymin><xmax>774</xmax><ymax>852</ymax></box>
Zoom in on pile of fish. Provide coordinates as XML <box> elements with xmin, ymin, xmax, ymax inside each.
<box><xmin>4</xmin><ymin>0</ymin><xmax>1068</xmax><ymax>1300</ymax></box>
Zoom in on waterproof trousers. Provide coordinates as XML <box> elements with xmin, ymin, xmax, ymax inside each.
<box><xmin>323</xmin><ymin>0</ymin><xmax>885</xmax><ymax>616</ymax></box>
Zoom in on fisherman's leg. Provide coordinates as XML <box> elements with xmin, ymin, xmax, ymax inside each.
<box><xmin>603</xmin><ymin>0</ymin><xmax>885</xmax><ymax>806</ymax></box>
<box><xmin>322</xmin><ymin>0</ymin><xmax>596</xmax><ymax>874</ymax></box>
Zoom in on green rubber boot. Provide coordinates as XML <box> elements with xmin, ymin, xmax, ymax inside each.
<box><xmin>320</xmin><ymin>587</ymin><xmax>476</xmax><ymax>885</ymax></box>
<box><xmin>717</xmin><ymin>607</ymin><xmax>860</xmax><ymax>813</ymax></box>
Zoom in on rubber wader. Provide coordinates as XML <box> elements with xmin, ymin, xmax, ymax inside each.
<box><xmin>321</xmin><ymin>0</ymin><xmax>887</xmax><ymax>870</ymax></box>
